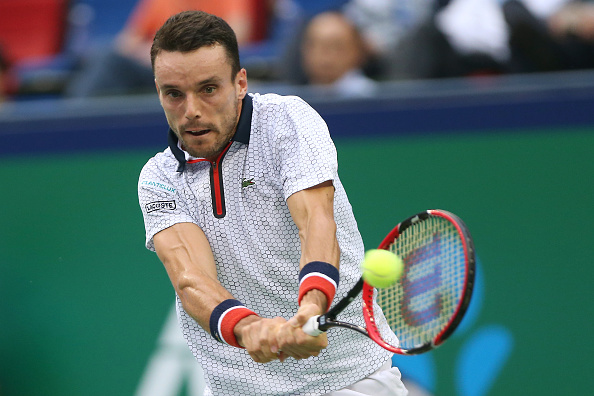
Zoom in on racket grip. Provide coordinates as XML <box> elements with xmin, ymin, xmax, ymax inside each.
<box><xmin>302</xmin><ymin>315</ymin><xmax>324</xmax><ymax>336</ymax></box>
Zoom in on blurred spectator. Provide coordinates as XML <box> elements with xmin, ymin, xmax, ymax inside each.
<box><xmin>0</xmin><ymin>44</ymin><xmax>12</xmax><ymax>104</ymax></box>
<box><xmin>65</xmin><ymin>0</ymin><xmax>272</xmax><ymax>97</ymax></box>
<box><xmin>379</xmin><ymin>0</ymin><xmax>514</xmax><ymax>80</ymax></box>
<box><xmin>0</xmin><ymin>0</ymin><xmax>70</xmax><ymax>97</ymax></box>
<box><xmin>276</xmin><ymin>0</ymin><xmax>440</xmax><ymax>84</ymax></box>
<box><xmin>300</xmin><ymin>11</ymin><xmax>377</xmax><ymax>98</ymax></box>
<box><xmin>548</xmin><ymin>1</ymin><xmax>594</xmax><ymax>39</ymax></box>
<box><xmin>342</xmin><ymin>0</ymin><xmax>440</xmax><ymax>79</ymax></box>
<box><xmin>505</xmin><ymin>0</ymin><xmax>594</xmax><ymax>73</ymax></box>
<box><xmin>367</xmin><ymin>0</ymin><xmax>510</xmax><ymax>80</ymax></box>
<box><xmin>390</xmin><ymin>0</ymin><xmax>594</xmax><ymax>79</ymax></box>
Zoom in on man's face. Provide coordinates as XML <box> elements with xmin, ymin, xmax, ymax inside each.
<box><xmin>301</xmin><ymin>13</ymin><xmax>363</xmax><ymax>85</ymax></box>
<box><xmin>154</xmin><ymin>44</ymin><xmax>247</xmax><ymax>160</ymax></box>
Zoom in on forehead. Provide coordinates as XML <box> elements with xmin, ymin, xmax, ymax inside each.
<box><xmin>154</xmin><ymin>44</ymin><xmax>232</xmax><ymax>84</ymax></box>
<box><xmin>307</xmin><ymin>14</ymin><xmax>354</xmax><ymax>40</ymax></box>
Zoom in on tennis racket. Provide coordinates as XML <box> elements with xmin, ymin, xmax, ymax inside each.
<box><xmin>302</xmin><ymin>209</ymin><xmax>475</xmax><ymax>354</ymax></box>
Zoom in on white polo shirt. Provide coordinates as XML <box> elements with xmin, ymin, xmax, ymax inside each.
<box><xmin>138</xmin><ymin>93</ymin><xmax>396</xmax><ymax>396</ymax></box>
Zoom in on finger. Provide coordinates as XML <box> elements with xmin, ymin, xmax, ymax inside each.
<box><xmin>249</xmin><ymin>345</ymin><xmax>278</xmax><ymax>364</ymax></box>
<box><xmin>276</xmin><ymin>321</ymin><xmax>297</xmax><ymax>352</ymax></box>
<box><xmin>241</xmin><ymin>324</ymin><xmax>269</xmax><ymax>363</ymax></box>
<box><xmin>288</xmin><ymin>303</ymin><xmax>323</xmax><ymax>327</ymax></box>
<box><xmin>254</xmin><ymin>318</ymin><xmax>287</xmax><ymax>363</ymax></box>
<box><xmin>287</xmin><ymin>310</ymin><xmax>309</xmax><ymax>327</ymax></box>
<box><xmin>248</xmin><ymin>350</ymin><xmax>266</xmax><ymax>363</ymax></box>
<box><xmin>277</xmin><ymin>325</ymin><xmax>324</xmax><ymax>360</ymax></box>
<box><xmin>269</xmin><ymin>317</ymin><xmax>285</xmax><ymax>354</ymax></box>
<box><xmin>255</xmin><ymin>325</ymin><xmax>277</xmax><ymax>363</ymax></box>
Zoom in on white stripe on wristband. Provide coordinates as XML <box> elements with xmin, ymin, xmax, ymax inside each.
<box><xmin>209</xmin><ymin>299</ymin><xmax>258</xmax><ymax>348</ymax></box>
<box><xmin>298</xmin><ymin>261</ymin><xmax>340</xmax><ymax>312</ymax></box>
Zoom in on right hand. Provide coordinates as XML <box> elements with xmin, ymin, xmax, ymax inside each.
<box><xmin>235</xmin><ymin>316</ymin><xmax>288</xmax><ymax>363</ymax></box>
<box><xmin>275</xmin><ymin>303</ymin><xmax>329</xmax><ymax>360</ymax></box>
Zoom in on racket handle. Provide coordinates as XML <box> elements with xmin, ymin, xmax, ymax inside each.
<box><xmin>302</xmin><ymin>315</ymin><xmax>324</xmax><ymax>336</ymax></box>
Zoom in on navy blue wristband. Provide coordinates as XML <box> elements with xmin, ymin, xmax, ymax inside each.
<box><xmin>209</xmin><ymin>299</ymin><xmax>257</xmax><ymax>348</ymax></box>
<box><xmin>298</xmin><ymin>261</ymin><xmax>340</xmax><ymax>311</ymax></box>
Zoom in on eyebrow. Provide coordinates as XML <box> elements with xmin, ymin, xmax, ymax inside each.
<box><xmin>159</xmin><ymin>76</ymin><xmax>222</xmax><ymax>91</ymax></box>
<box><xmin>196</xmin><ymin>77</ymin><xmax>221</xmax><ymax>86</ymax></box>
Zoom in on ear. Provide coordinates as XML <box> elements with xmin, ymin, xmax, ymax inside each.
<box><xmin>236</xmin><ymin>68</ymin><xmax>248</xmax><ymax>100</ymax></box>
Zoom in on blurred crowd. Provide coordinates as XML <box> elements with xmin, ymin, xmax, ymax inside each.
<box><xmin>1</xmin><ymin>0</ymin><xmax>594</xmax><ymax>103</ymax></box>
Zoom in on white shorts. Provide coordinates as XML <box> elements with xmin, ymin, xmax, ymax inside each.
<box><xmin>323</xmin><ymin>361</ymin><xmax>408</xmax><ymax>396</ymax></box>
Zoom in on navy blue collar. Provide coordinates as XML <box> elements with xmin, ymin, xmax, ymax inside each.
<box><xmin>169</xmin><ymin>94</ymin><xmax>253</xmax><ymax>172</ymax></box>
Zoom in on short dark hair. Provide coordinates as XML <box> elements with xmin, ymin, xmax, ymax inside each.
<box><xmin>150</xmin><ymin>10</ymin><xmax>241</xmax><ymax>78</ymax></box>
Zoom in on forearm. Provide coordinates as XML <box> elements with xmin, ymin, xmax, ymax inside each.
<box><xmin>163</xmin><ymin>248</ymin><xmax>261</xmax><ymax>348</ymax></box>
<box><xmin>154</xmin><ymin>223</ymin><xmax>238</xmax><ymax>331</ymax></box>
<box><xmin>173</xmin><ymin>268</ymin><xmax>236</xmax><ymax>330</ymax></box>
<box><xmin>298</xmin><ymin>217</ymin><xmax>340</xmax><ymax>314</ymax></box>
<box><xmin>155</xmin><ymin>223</ymin><xmax>287</xmax><ymax>360</ymax></box>
<box><xmin>298</xmin><ymin>212</ymin><xmax>340</xmax><ymax>269</ymax></box>
<box><xmin>288</xmin><ymin>182</ymin><xmax>341</xmax><ymax>313</ymax></box>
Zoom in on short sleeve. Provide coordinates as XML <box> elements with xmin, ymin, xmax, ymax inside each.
<box><xmin>138</xmin><ymin>157</ymin><xmax>195</xmax><ymax>251</ymax></box>
<box><xmin>273</xmin><ymin>96</ymin><xmax>338</xmax><ymax>199</ymax></box>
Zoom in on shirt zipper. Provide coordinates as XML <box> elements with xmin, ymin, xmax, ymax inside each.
<box><xmin>209</xmin><ymin>142</ymin><xmax>233</xmax><ymax>219</ymax></box>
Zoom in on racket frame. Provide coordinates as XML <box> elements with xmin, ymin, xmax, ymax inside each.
<box><xmin>303</xmin><ymin>209</ymin><xmax>476</xmax><ymax>355</ymax></box>
<box><xmin>368</xmin><ymin>209</ymin><xmax>476</xmax><ymax>354</ymax></box>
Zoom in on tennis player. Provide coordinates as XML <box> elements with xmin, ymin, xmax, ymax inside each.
<box><xmin>138</xmin><ymin>10</ymin><xmax>407</xmax><ymax>396</ymax></box>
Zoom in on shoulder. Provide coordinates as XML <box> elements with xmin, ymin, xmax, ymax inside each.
<box><xmin>138</xmin><ymin>148</ymin><xmax>180</xmax><ymax>188</ymax></box>
<box><xmin>141</xmin><ymin>147</ymin><xmax>177</xmax><ymax>170</ymax></box>
<box><xmin>249</xmin><ymin>93</ymin><xmax>327</xmax><ymax>138</ymax></box>
<box><xmin>250</xmin><ymin>93</ymin><xmax>319</xmax><ymax>119</ymax></box>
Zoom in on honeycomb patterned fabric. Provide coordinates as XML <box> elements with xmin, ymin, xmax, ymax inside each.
<box><xmin>138</xmin><ymin>93</ymin><xmax>396</xmax><ymax>395</ymax></box>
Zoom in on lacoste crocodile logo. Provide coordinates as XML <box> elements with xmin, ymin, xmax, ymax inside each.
<box><xmin>242</xmin><ymin>178</ymin><xmax>255</xmax><ymax>188</ymax></box>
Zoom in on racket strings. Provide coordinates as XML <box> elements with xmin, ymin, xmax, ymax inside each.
<box><xmin>377</xmin><ymin>216</ymin><xmax>466</xmax><ymax>350</ymax></box>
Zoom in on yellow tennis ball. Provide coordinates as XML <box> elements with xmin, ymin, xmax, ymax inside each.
<box><xmin>360</xmin><ymin>249</ymin><xmax>404</xmax><ymax>288</ymax></box>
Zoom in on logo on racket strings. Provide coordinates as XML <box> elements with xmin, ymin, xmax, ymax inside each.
<box><xmin>400</xmin><ymin>233</ymin><xmax>443</xmax><ymax>327</ymax></box>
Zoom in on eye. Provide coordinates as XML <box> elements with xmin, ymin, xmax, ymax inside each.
<box><xmin>166</xmin><ymin>90</ymin><xmax>183</xmax><ymax>99</ymax></box>
<box><xmin>204</xmin><ymin>86</ymin><xmax>216</xmax><ymax>94</ymax></box>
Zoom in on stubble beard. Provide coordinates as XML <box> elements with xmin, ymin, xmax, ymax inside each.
<box><xmin>176</xmin><ymin>101</ymin><xmax>239</xmax><ymax>160</ymax></box>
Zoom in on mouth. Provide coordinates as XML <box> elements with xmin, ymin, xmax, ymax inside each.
<box><xmin>185</xmin><ymin>128</ymin><xmax>212</xmax><ymax>137</ymax></box>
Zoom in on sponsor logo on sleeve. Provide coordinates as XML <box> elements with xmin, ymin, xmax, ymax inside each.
<box><xmin>145</xmin><ymin>200</ymin><xmax>177</xmax><ymax>213</ymax></box>
<box><xmin>140</xmin><ymin>180</ymin><xmax>176</xmax><ymax>194</ymax></box>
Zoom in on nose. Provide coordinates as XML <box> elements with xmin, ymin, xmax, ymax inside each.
<box><xmin>184</xmin><ymin>93</ymin><xmax>201</xmax><ymax>120</ymax></box>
